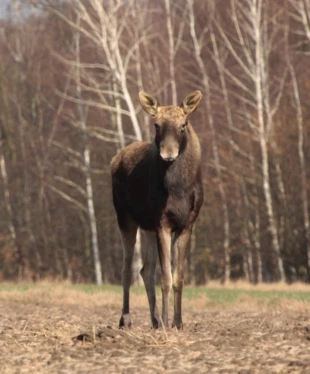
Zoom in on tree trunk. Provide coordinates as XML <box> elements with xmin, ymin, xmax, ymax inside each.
<box><xmin>253</xmin><ymin>0</ymin><xmax>285</xmax><ymax>281</ymax></box>
<box><xmin>112</xmin><ymin>77</ymin><xmax>125</xmax><ymax>149</ymax></box>
<box><xmin>17</xmin><ymin>105</ymin><xmax>42</xmax><ymax>273</ymax></box>
<box><xmin>76</xmin><ymin>18</ymin><xmax>103</xmax><ymax>285</ymax></box>
<box><xmin>188</xmin><ymin>0</ymin><xmax>231</xmax><ymax>283</ymax></box>
<box><xmin>132</xmin><ymin>229</ymin><xmax>143</xmax><ymax>286</ymax></box>
<box><xmin>164</xmin><ymin>0</ymin><xmax>177</xmax><ymax>105</ymax></box>
<box><xmin>288</xmin><ymin>59</ymin><xmax>310</xmax><ymax>281</ymax></box>
<box><xmin>186</xmin><ymin>224</ymin><xmax>196</xmax><ymax>285</ymax></box>
<box><xmin>0</xmin><ymin>151</ymin><xmax>23</xmax><ymax>278</ymax></box>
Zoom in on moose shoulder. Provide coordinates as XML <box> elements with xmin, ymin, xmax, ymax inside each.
<box><xmin>111</xmin><ymin>90</ymin><xmax>203</xmax><ymax>329</ymax></box>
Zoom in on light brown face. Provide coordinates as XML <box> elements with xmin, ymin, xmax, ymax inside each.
<box><xmin>139</xmin><ymin>90</ymin><xmax>202</xmax><ymax>163</ymax></box>
<box><xmin>153</xmin><ymin>106</ymin><xmax>188</xmax><ymax>162</ymax></box>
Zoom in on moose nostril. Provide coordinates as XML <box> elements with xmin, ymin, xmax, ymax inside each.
<box><xmin>161</xmin><ymin>155</ymin><xmax>177</xmax><ymax>162</ymax></box>
<box><xmin>159</xmin><ymin>143</ymin><xmax>179</xmax><ymax>162</ymax></box>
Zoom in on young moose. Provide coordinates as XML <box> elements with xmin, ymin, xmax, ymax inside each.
<box><xmin>110</xmin><ymin>90</ymin><xmax>203</xmax><ymax>329</ymax></box>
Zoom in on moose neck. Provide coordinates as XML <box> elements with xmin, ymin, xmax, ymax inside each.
<box><xmin>158</xmin><ymin>125</ymin><xmax>199</xmax><ymax>194</ymax></box>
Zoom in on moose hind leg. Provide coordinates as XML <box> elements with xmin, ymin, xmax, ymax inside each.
<box><xmin>172</xmin><ymin>227</ymin><xmax>192</xmax><ymax>329</ymax></box>
<box><xmin>119</xmin><ymin>217</ymin><xmax>138</xmax><ymax>328</ymax></box>
<box><xmin>140</xmin><ymin>231</ymin><xmax>162</xmax><ymax>329</ymax></box>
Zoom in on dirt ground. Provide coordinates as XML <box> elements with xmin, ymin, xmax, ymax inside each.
<box><xmin>1</xmin><ymin>288</ymin><xmax>310</xmax><ymax>374</ymax></box>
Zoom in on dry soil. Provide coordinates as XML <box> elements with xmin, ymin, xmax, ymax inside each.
<box><xmin>1</xmin><ymin>286</ymin><xmax>310</xmax><ymax>373</ymax></box>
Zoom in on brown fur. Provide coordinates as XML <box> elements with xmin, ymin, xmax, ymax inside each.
<box><xmin>111</xmin><ymin>90</ymin><xmax>203</xmax><ymax>329</ymax></box>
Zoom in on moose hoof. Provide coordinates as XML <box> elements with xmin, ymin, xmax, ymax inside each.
<box><xmin>172</xmin><ymin>319</ymin><xmax>183</xmax><ymax>330</ymax></box>
<box><xmin>152</xmin><ymin>316</ymin><xmax>164</xmax><ymax>329</ymax></box>
<box><xmin>119</xmin><ymin>313</ymin><xmax>131</xmax><ymax>329</ymax></box>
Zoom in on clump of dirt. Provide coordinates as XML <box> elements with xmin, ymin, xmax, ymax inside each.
<box><xmin>1</xmin><ymin>296</ymin><xmax>310</xmax><ymax>373</ymax></box>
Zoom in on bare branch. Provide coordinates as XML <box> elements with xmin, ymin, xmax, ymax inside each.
<box><xmin>45</xmin><ymin>183</ymin><xmax>87</xmax><ymax>213</ymax></box>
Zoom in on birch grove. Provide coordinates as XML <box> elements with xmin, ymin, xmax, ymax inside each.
<box><xmin>0</xmin><ymin>0</ymin><xmax>309</xmax><ymax>283</ymax></box>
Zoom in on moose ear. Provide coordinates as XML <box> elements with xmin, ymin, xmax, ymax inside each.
<box><xmin>139</xmin><ymin>91</ymin><xmax>159</xmax><ymax>116</ymax></box>
<box><xmin>181</xmin><ymin>90</ymin><xmax>202</xmax><ymax>115</ymax></box>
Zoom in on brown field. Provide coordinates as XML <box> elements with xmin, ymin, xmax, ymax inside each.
<box><xmin>1</xmin><ymin>282</ymin><xmax>310</xmax><ymax>373</ymax></box>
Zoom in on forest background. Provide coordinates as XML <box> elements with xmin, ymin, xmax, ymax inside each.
<box><xmin>0</xmin><ymin>0</ymin><xmax>310</xmax><ymax>285</ymax></box>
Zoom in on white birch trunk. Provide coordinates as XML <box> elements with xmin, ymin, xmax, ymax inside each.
<box><xmin>0</xmin><ymin>152</ymin><xmax>21</xmax><ymax>276</ymax></box>
<box><xmin>84</xmin><ymin>149</ymin><xmax>102</xmax><ymax>285</ymax></box>
<box><xmin>188</xmin><ymin>0</ymin><xmax>231</xmax><ymax>283</ymax></box>
<box><xmin>252</xmin><ymin>0</ymin><xmax>285</xmax><ymax>281</ymax></box>
<box><xmin>186</xmin><ymin>224</ymin><xmax>196</xmax><ymax>285</ymax></box>
<box><xmin>135</xmin><ymin>42</ymin><xmax>151</xmax><ymax>140</ymax></box>
<box><xmin>252</xmin><ymin>178</ymin><xmax>263</xmax><ymax>283</ymax></box>
<box><xmin>164</xmin><ymin>0</ymin><xmax>177</xmax><ymax>105</ymax></box>
<box><xmin>289</xmin><ymin>60</ymin><xmax>310</xmax><ymax>280</ymax></box>
<box><xmin>76</xmin><ymin>19</ymin><xmax>102</xmax><ymax>285</ymax></box>
<box><xmin>112</xmin><ymin>78</ymin><xmax>125</xmax><ymax>149</ymax></box>
<box><xmin>132</xmin><ymin>229</ymin><xmax>143</xmax><ymax>285</ymax></box>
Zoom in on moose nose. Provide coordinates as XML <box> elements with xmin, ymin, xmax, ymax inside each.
<box><xmin>163</xmin><ymin>156</ymin><xmax>176</xmax><ymax>163</ymax></box>
<box><xmin>160</xmin><ymin>141</ymin><xmax>179</xmax><ymax>162</ymax></box>
<box><xmin>161</xmin><ymin>153</ymin><xmax>177</xmax><ymax>162</ymax></box>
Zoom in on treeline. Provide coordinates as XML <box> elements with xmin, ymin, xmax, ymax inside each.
<box><xmin>0</xmin><ymin>0</ymin><xmax>310</xmax><ymax>284</ymax></box>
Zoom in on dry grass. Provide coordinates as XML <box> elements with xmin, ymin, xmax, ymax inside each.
<box><xmin>206</xmin><ymin>279</ymin><xmax>310</xmax><ymax>292</ymax></box>
<box><xmin>1</xmin><ymin>280</ymin><xmax>310</xmax><ymax>314</ymax></box>
<box><xmin>0</xmin><ymin>282</ymin><xmax>140</xmax><ymax>309</ymax></box>
<box><xmin>2</xmin><ymin>281</ymin><xmax>310</xmax><ymax>373</ymax></box>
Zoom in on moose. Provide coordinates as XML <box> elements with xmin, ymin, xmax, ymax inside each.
<box><xmin>110</xmin><ymin>90</ymin><xmax>203</xmax><ymax>329</ymax></box>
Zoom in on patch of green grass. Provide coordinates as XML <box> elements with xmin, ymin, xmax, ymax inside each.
<box><xmin>1</xmin><ymin>282</ymin><xmax>310</xmax><ymax>307</ymax></box>
<box><xmin>0</xmin><ymin>282</ymin><xmax>36</xmax><ymax>292</ymax></box>
<box><xmin>182</xmin><ymin>286</ymin><xmax>310</xmax><ymax>305</ymax></box>
<box><xmin>67</xmin><ymin>283</ymin><xmax>148</xmax><ymax>296</ymax></box>
<box><xmin>68</xmin><ymin>283</ymin><xmax>123</xmax><ymax>294</ymax></box>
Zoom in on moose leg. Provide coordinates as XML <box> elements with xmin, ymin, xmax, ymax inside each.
<box><xmin>172</xmin><ymin>226</ymin><xmax>192</xmax><ymax>329</ymax></box>
<box><xmin>157</xmin><ymin>228</ymin><xmax>172</xmax><ymax>327</ymax></box>
<box><xmin>119</xmin><ymin>217</ymin><xmax>138</xmax><ymax>328</ymax></box>
<box><xmin>140</xmin><ymin>231</ymin><xmax>162</xmax><ymax>328</ymax></box>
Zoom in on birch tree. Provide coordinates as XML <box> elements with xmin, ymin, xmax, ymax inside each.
<box><xmin>188</xmin><ymin>0</ymin><xmax>232</xmax><ymax>283</ymax></box>
<box><xmin>164</xmin><ymin>0</ymin><xmax>177</xmax><ymax>105</ymax></box>
<box><xmin>163</xmin><ymin>0</ymin><xmax>187</xmax><ymax>105</ymax></box>
<box><xmin>287</xmin><ymin>0</ymin><xmax>310</xmax><ymax>279</ymax></box>
<box><xmin>215</xmin><ymin>0</ymin><xmax>287</xmax><ymax>281</ymax></box>
<box><xmin>0</xmin><ymin>128</ymin><xmax>21</xmax><ymax>277</ymax></box>
<box><xmin>0</xmin><ymin>0</ymin><xmax>44</xmax><ymax>277</ymax></box>
<box><xmin>38</xmin><ymin>0</ymin><xmax>152</xmax><ymax>283</ymax></box>
<box><xmin>75</xmin><ymin>16</ymin><xmax>102</xmax><ymax>285</ymax></box>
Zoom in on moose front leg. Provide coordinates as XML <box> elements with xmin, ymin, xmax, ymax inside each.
<box><xmin>140</xmin><ymin>231</ymin><xmax>163</xmax><ymax>329</ymax></box>
<box><xmin>172</xmin><ymin>226</ymin><xmax>192</xmax><ymax>329</ymax></box>
<box><xmin>119</xmin><ymin>218</ymin><xmax>138</xmax><ymax>328</ymax></box>
<box><xmin>157</xmin><ymin>228</ymin><xmax>172</xmax><ymax>327</ymax></box>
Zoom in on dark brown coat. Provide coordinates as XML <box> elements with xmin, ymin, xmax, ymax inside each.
<box><xmin>111</xmin><ymin>90</ymin><xmax>203</xmax><ymax>329</ymax></box>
